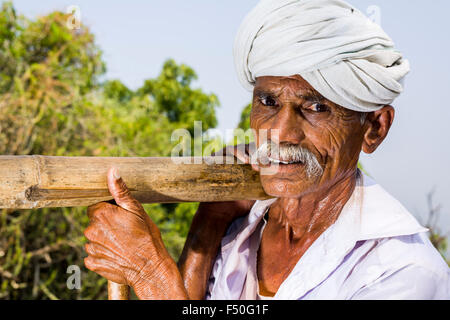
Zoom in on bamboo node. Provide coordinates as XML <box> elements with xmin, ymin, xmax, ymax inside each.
<box><xmin>25</xmin><ymin>185</ymin><xmax>39</xmax><ymax>201</ymax></box>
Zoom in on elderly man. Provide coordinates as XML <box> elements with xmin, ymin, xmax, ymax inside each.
<box><xmin>84</xmin><ymin>0</ymin><xmax>449</xmax><ymax>299</ymax></box>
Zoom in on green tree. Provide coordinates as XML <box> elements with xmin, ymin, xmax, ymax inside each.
<box><xmin>138</xmin><ymin>59</ymin><xmax>218</xmax><ymax>135</ymax></box>
<box><xmin>0</xmin><ymin>2</ymin><xmax>220</xmax><ymax>299</ymax></box>
<box><xmin>227</xmin><ymin>102</ymin><xmax>254</xmax><ymax>146</ymax></box>
<box><xmin>237</xmin><ymin>103</ymin><xmax>252</xmax><ymax>131</ymax></box>
<box><xmin>0</xmin><ymin>2</ymin><xmax>105</xmax><ymax>156</ymax></box>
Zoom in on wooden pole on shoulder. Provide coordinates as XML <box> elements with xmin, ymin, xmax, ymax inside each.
<box><xmin>0</xmin><ymin>155</ymin><xmax>270</xmax><ymax>300</ymax></box>
<box><xmin>0</xmin><ymin>155</ymin><xmax>269</xmax><ymax>209</ymax></box>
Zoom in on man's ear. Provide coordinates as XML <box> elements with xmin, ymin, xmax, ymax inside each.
<box><xmin>362</xmin><ymin>105</ymin><xmax>395</xmax><ymax>154</ymax></box>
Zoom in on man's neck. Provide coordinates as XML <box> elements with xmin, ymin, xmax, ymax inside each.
<box><xmin>267</xmin><ymin>171</ymin><xmax>358</xmax><ymax>242</ymax></box>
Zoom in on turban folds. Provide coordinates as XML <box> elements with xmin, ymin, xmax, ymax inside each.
<box><xmin>233</xmin><ymin>0</ymin><xmax>410</xmax><ymax>112</ymax></box>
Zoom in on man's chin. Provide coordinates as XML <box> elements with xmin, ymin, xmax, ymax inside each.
<box><xmin>260</xmin><ymin>177</ymin><xmax>318</xmax><ymax>199</ymax></box>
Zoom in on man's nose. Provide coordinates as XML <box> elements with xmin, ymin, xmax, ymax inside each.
<box><xmin>268</xmin><ymin>104</ymin><xmax>305</xmax><ymax>145</ymax></box>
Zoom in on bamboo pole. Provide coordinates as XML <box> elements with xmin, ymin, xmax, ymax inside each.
<box><xmin>108</xmin><ymin>281</ymin><xmax>130</xmax><ymax>300</ymax></box>
<box><xmin>0</xmin><ymin>155</ymin><xmax>270</xmax><ymax>300</ymax></box>
<box><xmin>0</xmin><ymin>155</ymin><xmax>270</xmax><ymax>209</ymax></box>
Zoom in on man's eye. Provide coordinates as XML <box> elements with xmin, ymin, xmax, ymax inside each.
<box><xmin>306</xmin><ymin>103</ymin><xmax>329</xmax><ymax>112</ymax></box>
<box><xmin>260</xmin><ymin>96</ymin><xmax>278</xmax><ymax>107</ymax></box>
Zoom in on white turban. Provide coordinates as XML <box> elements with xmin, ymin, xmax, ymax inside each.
<box><xmin>233</xmin><ymin>0</ymin><xmax>410</xmax><ymax>112</ymax></box>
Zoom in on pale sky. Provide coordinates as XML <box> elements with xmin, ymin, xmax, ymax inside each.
<box><xmin>6</xmin><ymin>0</ymin><xmax>450</xmax><ymax>240</ymax></box>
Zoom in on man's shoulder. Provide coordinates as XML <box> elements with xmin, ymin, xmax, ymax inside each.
<box><xmin>343</xmin><ymin>233</ymin><xmax>450</xmax><ymax>299</ymax></box>
<box><xmin>355</xmin><ymin>232</ymin><xmax>449</xmax><ymax>279</ymax></box>
<box><xmin>347</xmin><ymin>174</ymin><xmax>449</xmax><ymax>283</ymax></box>
<box><xmin>357</xmin><ymin>174</ymin><xmax>428</xmax><ymax>240</ymax></box>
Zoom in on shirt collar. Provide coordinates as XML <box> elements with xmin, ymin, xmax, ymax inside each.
<box><xmin>249</xmin><ymin>172</ymin><xmax>427</xmax><ymax>242</ymax></box>
<box><xmin>355</xmin><ymin>173</ymin><xmax>428</xmax><ymax>240</ymax></box>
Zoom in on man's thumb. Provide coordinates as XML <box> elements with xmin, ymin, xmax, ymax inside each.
<box><xmin>107</xmin><ymin>167</ymin><xmax>144</xmax><ymax>214</ymax></box>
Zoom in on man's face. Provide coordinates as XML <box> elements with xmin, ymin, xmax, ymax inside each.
<box><xmin>250</xmin><ymin>75</ymin><xmax>366</xmax><ymax>198</ymax></box>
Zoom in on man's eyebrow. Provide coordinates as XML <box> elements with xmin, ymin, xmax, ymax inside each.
<box><xmin>254</xmin><ymin>88</ymin><xmax>327</xmax><ymax>102</ymax></box>
<box><xmin>296</xmin><ymin>90</ymin><xmax>325</xmax><ymax>101</ymax></box>
<box><xmin>254</xmin><ymin>88</ymin><xmax>282</xmax><ymax>98</ymax></box>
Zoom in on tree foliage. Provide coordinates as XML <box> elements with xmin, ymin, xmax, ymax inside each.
<box><xmin>0</xmin><ymin>2</ymin><xmax>219</xmax><ymax>299</ymax></box>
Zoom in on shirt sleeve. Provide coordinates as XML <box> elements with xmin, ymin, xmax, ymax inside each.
<box><xmin>204</xmin><ymin>249</ymin><xmax>223</xmax><ymax>300</ymax></box>
<box><xmin>351</xmin><ymin>264</ymin><xmax>449</xmax><ymax>300</ymax></box>
<box><xmin>204</xmin><ymin>216</ymin><xmax>246</xmax><ymax>299</ymax></box>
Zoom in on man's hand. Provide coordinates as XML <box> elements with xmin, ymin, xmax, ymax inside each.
<box><xmin>84</xmin><ymin>167</ymin><xmax>187</xmax><ymax>299</ymax></box>
<box><xmin>202</xmin><ymin>142</ymin><xmax>258</xmax><ymax>223</ymax></box>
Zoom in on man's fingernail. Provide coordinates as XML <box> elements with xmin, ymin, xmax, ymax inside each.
<box><xmin>112</xmin><ymin>167</ymin><xmax>121</xmax><ymax>180</ymax></box>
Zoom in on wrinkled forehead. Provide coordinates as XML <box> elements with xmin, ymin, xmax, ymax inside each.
<box><xmin>255</xmin><ymin>75</ymin><xmax>311</xmax><ymax>88</ymax></box>
<box><xmin>254</xmin><ymin>75</ymin><xmax>327</xmax><ymax>101</ymax></box>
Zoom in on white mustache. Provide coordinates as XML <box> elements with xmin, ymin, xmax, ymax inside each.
<box><xmin>254</xmin><ymin>141</ymin><xmax>323</xmax><ymax>178</ymax></box>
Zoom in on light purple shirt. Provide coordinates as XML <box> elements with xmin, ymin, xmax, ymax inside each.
<box><xmin>206</xmin><ymin>174</ymin><xmax>450</xmax><ymax>300</ymax></box>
